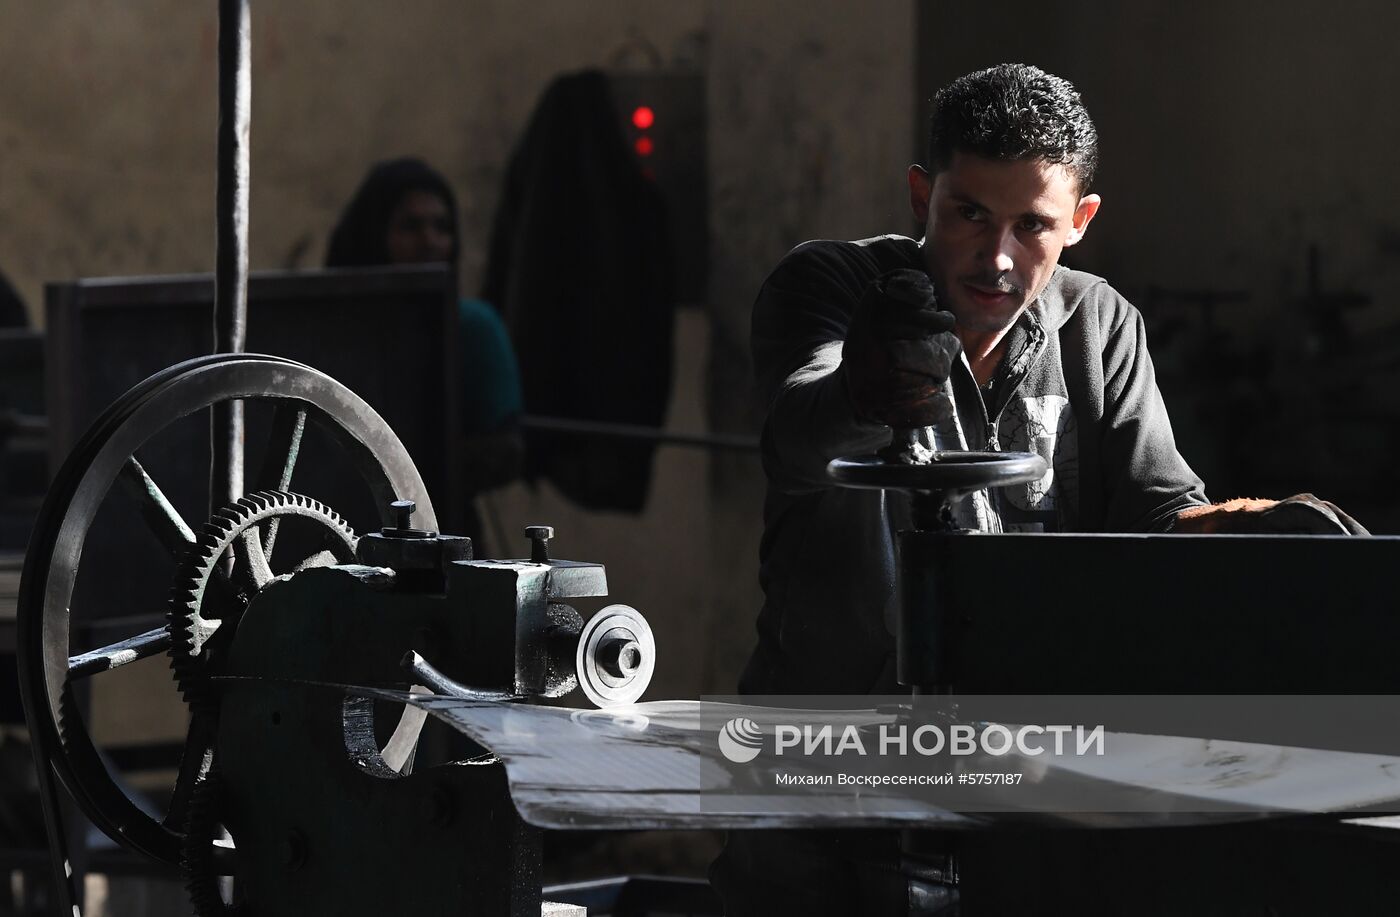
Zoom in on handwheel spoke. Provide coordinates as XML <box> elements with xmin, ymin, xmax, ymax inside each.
<box><xmin>292</xmin><ymin>549</ymin><xmax>340</xmax><ymax>572</ymax></box>
<box><xmin>233</xmin><ymin>528</ymin><xmax>274</xmax><ymax>592</ymax></box>
<box><xmin>118</xmin><ymin>456</ymin><xmax>196</xmax><ymax>556</ymax></box>
<box><xmin>68</xmin><ymin>627</ymin><xmax>171</xmax><ymax>680</ymax></box>
<box><xmin>251</xmin><ymin>404</ymin><xmax>308</xmax><ymax>558</ymax></box>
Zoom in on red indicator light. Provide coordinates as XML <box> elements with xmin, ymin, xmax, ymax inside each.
<box><xmin>631</xmin><ymin>106</ymin><xmax>655</xmax><ymax>129</ymax></box>
<box><xmin>634</xmin><ymin>136</ymin><xmax>654</xmax><ymax>157</ymax></box>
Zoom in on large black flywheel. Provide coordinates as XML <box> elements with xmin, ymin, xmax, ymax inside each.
<box><xmin>17</xmin><ymin>353</ymin><xmax>437</xmax><ymax>868</ymax></box>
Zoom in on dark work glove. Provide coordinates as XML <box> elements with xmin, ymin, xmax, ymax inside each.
<box><xmin>1172</xmin><ymin>494</ymin><xmax>1369</xmax><ymax>535</ymax></box>
<box><xmin>843</xmin><ymin>269</ymin><xmax>960</xmax><ymax>427</ymax></box>
<box><xmin>1254</xmin><ymin>493</ymin><xmax>1369</xmax><ymax>535</ymax></box>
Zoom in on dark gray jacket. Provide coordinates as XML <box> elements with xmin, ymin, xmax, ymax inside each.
<box><xmin>742</xmin><ymin>235</ymin><xmax>1207</xmax><ymax>695</ymax></box>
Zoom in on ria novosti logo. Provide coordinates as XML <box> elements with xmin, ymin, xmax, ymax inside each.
<box><xmin>716</xmin><ymin>716</ymin><xmax>1105</xmax><ymax>764</ymax></box>
<box><xmin>718</xmin><ymin>717</ymin><xmax>764</xmax><ymax>763</ymax></box>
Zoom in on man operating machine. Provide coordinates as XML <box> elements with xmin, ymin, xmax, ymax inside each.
<box><xmin>714</xmin><ymin>62</ymin><xmax>1367</xmax><ymax>915</ymax></box>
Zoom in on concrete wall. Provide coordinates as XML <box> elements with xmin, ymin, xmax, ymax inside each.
<box><xmin>0</xmin><ymin>1</ymin><xmax>708</xmax><ymax>315</ymax></box>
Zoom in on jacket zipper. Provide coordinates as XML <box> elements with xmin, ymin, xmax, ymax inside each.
<box><xmin>981</xmin><ymin>320</ymin><xmax>1048</xmax><ymax>520</ymax></box>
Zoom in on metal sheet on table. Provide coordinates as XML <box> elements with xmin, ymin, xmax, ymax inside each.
<box><xmin>401</xmin><ymin>693</ymin><xmax>973</xmax><ymax>830</ymax></box>
<box><xmin>345</xmin><ymin>690</ymin><xmax>1400</xmax><ymax>831</ymax></box>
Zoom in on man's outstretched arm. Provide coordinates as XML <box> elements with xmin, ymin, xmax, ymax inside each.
<box><xmin>1172</xmin><ymin>494</ymin><xmax>1369</xmax><ymax>534</ymax></box>
<box><xmin>1091</xmin><ymin>288</ymin><xmax>1367</xmax><ymax>535</ymax></box>
<box><xmin>755</xmin><ymin>259</ymin><xmax>958</xmax><ymax>494</ymax></box>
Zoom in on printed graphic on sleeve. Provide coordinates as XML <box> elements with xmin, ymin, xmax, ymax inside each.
<box><xmin>997</xmin><ymin>395</ymin><xmax>1078</xmax><ymax>517</ymax></box>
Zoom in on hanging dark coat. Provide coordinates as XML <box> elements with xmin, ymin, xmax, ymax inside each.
<box><xmin>483</xmin><ymin>69</ymin><xmax>675</xmax><ymax>513</ymax></box>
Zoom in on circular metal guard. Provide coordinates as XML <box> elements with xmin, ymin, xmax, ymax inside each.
<box><xmin>576</xmin><ymin>605</ymin><xmax>655</xmax><ymax>708</ymax></box>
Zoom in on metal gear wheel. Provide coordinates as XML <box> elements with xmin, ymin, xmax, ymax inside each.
<box><xmin>167</xmin><ymin>489</ymin><xmax>357</xmax><ymax>710</ymax></box>
<box><xmin>164</xmin><ymin>488</ymin><xmax>359</xmax><ymax>878</ymax></box>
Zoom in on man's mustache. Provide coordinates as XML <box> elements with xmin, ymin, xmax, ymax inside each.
<box><xmin>959</xmin><ymin>273</ymin><xmax>1024</xmax><ymax>298</ymax></box>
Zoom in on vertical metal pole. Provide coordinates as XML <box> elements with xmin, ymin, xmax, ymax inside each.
<box><xmin>212</xmin><ymin>0</ymin><xmax>250</xmax><ymax>511</ymax></box>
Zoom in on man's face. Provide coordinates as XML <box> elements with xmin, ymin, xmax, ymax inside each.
<box><xmin>385</xmin><ymin>190</ymin><xmax>455</xmax><ymax>265</ymax></box>
<box><xmin>910</xmin><ymin>152</ymin><xmax>1100</xmax><ymax>336</ymax></box>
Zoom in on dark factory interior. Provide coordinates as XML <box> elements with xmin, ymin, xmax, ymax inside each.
<box><xmin>2</xmin><ymin>2</ymin><xmax>1400</xmax><ymax>915</ymax></box>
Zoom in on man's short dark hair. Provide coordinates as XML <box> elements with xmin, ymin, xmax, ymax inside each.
<box><xmin>927</xmin><ymin>63</ymin><xmax>1099</xmax><ymax>193</ymax></box>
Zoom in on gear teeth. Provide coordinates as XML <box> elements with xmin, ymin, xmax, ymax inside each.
<box><xmin>167</xmin><ymin>490</ymin><xmax>357</xmax><ymax>720</ymax></box>
<box><xmin>182</xmin><ymin>762</ymin><xmax>240</xmax><ymax>917</ymax></box>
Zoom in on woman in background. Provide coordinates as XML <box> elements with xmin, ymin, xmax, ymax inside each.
<box><xmin>327</xmin><ymin>157</ymin><xmax>524</xmax><ymax>549</ymax></box>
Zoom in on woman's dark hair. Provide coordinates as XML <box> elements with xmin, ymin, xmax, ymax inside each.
<box><xmin>928</xmin><ymin>63</ymin><xmax>1099</xmax><ymax>193</ymax></box>
<box><xmin>325</xmin><ymin>157</ymin><xmax>459</xmax><ymax>267</ymax></box>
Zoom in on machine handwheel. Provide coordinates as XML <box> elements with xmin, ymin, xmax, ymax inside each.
<box><xmin>829</xmin><ymin>447</ymin><xmax>1049</xmax><ymax>531</ymax></box>
<box><xmin>827</xmin><ymin>450</ymin><xmax>1048</xmax><ymax>498</ymax></box>
<box><xmin>17</xmin><ymin>354</ymin><xmax>437</xmax><ymax>868</ymax></box>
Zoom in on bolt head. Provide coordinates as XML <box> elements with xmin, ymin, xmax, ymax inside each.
<box><xmin>598</xmin><ymin>637</ymin><xmax>643</xmax><ymax>679</ymax></box>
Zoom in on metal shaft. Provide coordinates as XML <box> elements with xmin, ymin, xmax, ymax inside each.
<box><xmin>211</xmin><ymin>0</ymin><xmax>251</xmax><ymax>511</ymax></box>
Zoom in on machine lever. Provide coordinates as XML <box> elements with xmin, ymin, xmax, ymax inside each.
<box><xmin>401</xmin><ymin>651</ymin><xmax>521</xmax><ymax>703</ymax></box>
